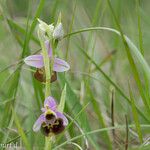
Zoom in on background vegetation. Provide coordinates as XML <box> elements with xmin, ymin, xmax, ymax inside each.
<box><xmin>0</xmin><ymin>0</ymin><xmax>150</xmax><ymax>149</ymax></box>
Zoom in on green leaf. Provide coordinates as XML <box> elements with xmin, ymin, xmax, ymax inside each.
<box><xmin>77</xmin><ymin>46</ymin><xmax>150</xmax><ymax>123</ymax></box>
<box><xmin>11</xmin><ymin>107</ymin><xmax>31</xmax><ymax>150</ymax></box>
<box><xmin>129</xmin><ymin>85</ymin><xmax>143</xmax><ymax>143</ymax></box>
<box><xmin>64</xmin><ymin>27</ymin><xmax>150</xmax><ymax>84</ymax></box>
<box><xmin>87</xmin><ymin>84</ymin><xmax>112</xmax><ymax>149</ymax></box>
<box><xmin>54</xmin><ymin>124</ymin><xmax>150</xmax><ymax>150</ymax></box>
<box><xmin>58</xmin><ymin>74</ymin><xmax>100</xmax><ymax>149</ymax></box>
<box><xmin>58</xmin><ymin>84</ymin><xmax>67</xmax><ymax>112</ymax></box>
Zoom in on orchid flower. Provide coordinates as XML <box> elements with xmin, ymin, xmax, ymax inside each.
<box><xmin>24</xmin><ymin>40</ymin><xmax>70</xmax><ymax>82</ymax></box>
<box><xmin>33</xmin><ymin>96</ymin><xmax>68</xmax><ymax>136</ymax></box>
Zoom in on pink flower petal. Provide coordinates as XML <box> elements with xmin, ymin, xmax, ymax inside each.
<box><xmin>53</xmin><ymin>58</ymin><xmax>70</xmax><ymax>72</ymax></box>
<box><xmin>56</xmin><ymin>111</ymin><xmax>68</xmax><ymax>126</ymax></box>
<box><xmin>41</xmin><ymin>107</ymin><xmax>46</xmax><ymax>113</ymax></box>
<box><xmin>24</xmin><ymin>55</ymin><xmax>44</xmax><ymax>68</ymax></box>
<box><xmin>45</xmin><ymin>40</ymin><xmax>52</xmax><ymax>57</ymax></box>
<box><xmin>33</xmin><ymin>114</ymin><xmax>45</xmax><ymax>132</ymax></box>
<box><xmin>44</xmin><ymin>96</ymin><xmax>57</xmax><ymax>111</ymax></box>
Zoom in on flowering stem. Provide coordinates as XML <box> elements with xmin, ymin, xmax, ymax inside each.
<box><xmin>38</xmin><ymin>30</ymin><xmax>52</xmax><ymax>149</ymax></box>
<box><xmin>38</xmin><ymin>30</ymin><xmax>51</xmax><ymax>97</ymax></box>
<box><xmin>44</xmin><ymin>137</ymin><xmax>52</xmax><ymax>150</ymax></box>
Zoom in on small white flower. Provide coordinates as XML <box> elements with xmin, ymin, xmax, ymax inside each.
<box><xmin>38</xmin><ymin>19</ymin><xmax>48</xmax><ymax>32</ymax></box>
<box><xmin>38</xmin><ymin>19</ymin><xmax>54</xmax><ymax>38</ymax></box>
<box><xmin>53</xmin><ymin>23</ymin><xmax>64</xmax><ymax>40</ymax></box>
<box><xmin>48</xmin><ymin>24</ymin><xmax>54</xmax><ymax>31</ymax></box>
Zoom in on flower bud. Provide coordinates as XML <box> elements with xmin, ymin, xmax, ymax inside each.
<box><xmin>53</xmin><ymin>23</ymin><xmax>64</xmax><ymax>40</ymax></box>
<box><xmin>38</xmin><ymin>18</ymin><xmax>48</xmax><ymax>32</ymax></box>
<box><xmin>38</xmin><ymin>18</ymin><xmax>54</xmax><ymax>40</ymax></box>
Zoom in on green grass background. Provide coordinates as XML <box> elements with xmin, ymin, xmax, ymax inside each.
<box><xmin>0</xmin><ymin>0</ymin><xmax>150</xmax><ymax>149</ymax></box>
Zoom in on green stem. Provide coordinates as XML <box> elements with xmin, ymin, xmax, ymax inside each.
<box><xmin>38</xmin><ymin>30</ymin><xmax>52</xmax><ymax>149</ymax></box>
<box><xmin>44</xmin><ymin>137</ymin><xmax>52</xmax><ymax>150</ymax></box>
<box><xmin>38</xmin><ymin>30</ymin><xmax>51</xmax><ymax>97</ymax></box>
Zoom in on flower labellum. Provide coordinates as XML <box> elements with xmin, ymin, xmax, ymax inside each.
<box><xmin>34</xmin><ymin>68</ymin><xmax>57</xmax><ymax>83</ymax></box>
<box><xmin>24</xmin><ymin>40</ymin><xmax>70</xmax><ymax>83</ymax></box>
<box><xmin>33</xmin><ymin>96</ymin><xmax>68</xmax><ymax>136</ymax></box>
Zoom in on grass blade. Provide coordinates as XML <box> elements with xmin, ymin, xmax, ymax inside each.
<box><xmin>54</xmin><ymin>124</ymin><xmax>150</xmax><ymax>150</ymax></box>
<box><xmin>58</xmin><ymin>84</ymin><xmax>67</xmax><ymax>112</ymax></box>
<box><xmin>77</xmin><ymin>46</ymin><xmax>149</xmax><ymax>123</ymax></box>
<box><xmin>106</xmin><ymin>0</ymin><xmax>150</xmax><ymax>113</ymax></box>
<box><xmin>129</xmin><ymin>84</ymin><xmax>143</xmax><ymax>143</ymax></box>
<box><xmin>11</xmin><ymin>107</ymin><xmax>31</xmax><ymax>150</ymax></box>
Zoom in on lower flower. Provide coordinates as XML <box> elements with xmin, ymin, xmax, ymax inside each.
<box><xmin>33</xmin><ymin>96</ymin><xmax>68</xmax><ymax>136</ymax></box>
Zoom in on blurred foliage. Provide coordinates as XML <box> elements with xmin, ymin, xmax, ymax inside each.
<box><xmin>0</xmin><ymin>0</ymin><xmax>150</xmax><ymax>149</ymax></box>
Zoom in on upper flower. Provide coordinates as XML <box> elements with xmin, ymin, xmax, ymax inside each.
<box><xmin>24</xmin><ymin>40</ymin><xmax>70</xmax><ymax>72</ymax></box>
<box><xmin>33</xmin><ymin>96</ymin><xmax>68</xmax><ymax>136</ymax></box>
<box><xmin>38</xmin><ymin>18</ymin><xmax>64</xmax><ymax>40</ymax></box>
